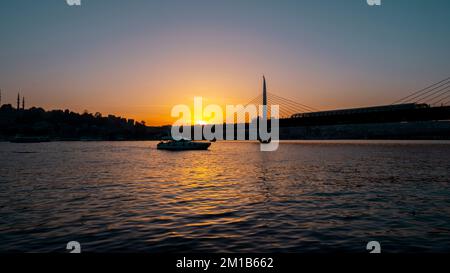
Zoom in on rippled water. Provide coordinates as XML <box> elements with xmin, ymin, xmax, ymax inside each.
<box><xmin>1</xmin><ymin>141</ymin><xmax>449</xmax><ymax>253</ymax></box>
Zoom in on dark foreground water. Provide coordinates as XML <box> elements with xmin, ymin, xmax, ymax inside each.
<box><xmin>0</xmin><ymin>141</ymin><xmax>449</xmax><ymax>253</ymax></box>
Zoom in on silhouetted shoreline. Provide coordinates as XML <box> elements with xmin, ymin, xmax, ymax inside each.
<box><xmin>0</xmin><ymin>104</ymin><xmax>170</xmax><ymax>141</ymax></box>
<box><xmin>2</xmin><ymin>103</ymin><xmax>450</xmax><ymax>142</ymax></box>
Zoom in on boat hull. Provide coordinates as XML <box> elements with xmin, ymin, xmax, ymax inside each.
<box><xmin>157</xmin><ymin>141</ymin><xmax>211</xmax><ymax>151</ymax></box>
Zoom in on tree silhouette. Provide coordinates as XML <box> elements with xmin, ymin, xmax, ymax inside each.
<box><xmin>0</xmin><ymin>105</ymin><xmax>169</xmax><ymax>140</ymax></box>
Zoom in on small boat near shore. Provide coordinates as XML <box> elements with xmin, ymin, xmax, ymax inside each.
<box><xmin>157</xmin><ymin>138</ymin><xmax>211</xmax><ymax>151</ymax></box>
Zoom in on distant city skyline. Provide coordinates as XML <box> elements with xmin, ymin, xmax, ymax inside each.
<box><xmin>1</xmin><ymin>0</ymin><xmax>449</xmax><ymax>125</ymax></box>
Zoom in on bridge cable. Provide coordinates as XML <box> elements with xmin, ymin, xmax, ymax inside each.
<box><xmin>267</xmin><ymin>94</ymin><xmax>318</xmax><ymax>114</ymax></box>
<box><xmin>266</xmin><ymin>97</ymin><xmax>299</xmax><ymax>118</ymax></box>
<box><xmin>431</xmin><ymin>92</ymin><xmax>450</xmax><ymax>106</ymax></box>
<box><xmin>392</xmin><ymin>76</ymin><xmax>450</xmax><ymax>104</ymax></box>
<box><xmin>267</xmin><ymin>92</ymin><xmax>319</xmax><ymax>112</ymax></box>
<box><xmin>415</xmin><ymin>84</ymin><xmax>450</xmax><ymax>104</ymax></box>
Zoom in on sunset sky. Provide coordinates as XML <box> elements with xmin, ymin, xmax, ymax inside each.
<box><xmin>1</xmin><ymin>0</ymin><xmax>449</xmax><ymax>125</ymax></box>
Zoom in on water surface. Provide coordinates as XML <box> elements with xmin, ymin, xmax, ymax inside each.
<box><xmin>0</xmin><ymin>141</ymin><xmax>449</xmax><ymax>253</ymax></box>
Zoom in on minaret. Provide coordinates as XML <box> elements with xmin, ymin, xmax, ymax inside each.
<box><xmin>17</xmin><ymin>92</ymin><xmax>20</xmax><ymax>110</ymax></box>
<box><xmin>0</xmin><ymin>89</ymin><xmax>2</xmax><ymax>106</ymax></box>
<box><xmin>22</xmin><ymin>96</ymin><xmax>25</xmax><ymax>110</ymax></box>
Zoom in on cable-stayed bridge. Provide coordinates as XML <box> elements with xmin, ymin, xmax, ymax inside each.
<box><xmin>239</xmin><ymin>76</ymin><xmax>450</xmax><ymax>127</ymax></box>
<box><xmin>393</xmin><ymin>76</ymin><xmax>450</xmax><ymax>106</ymax></box>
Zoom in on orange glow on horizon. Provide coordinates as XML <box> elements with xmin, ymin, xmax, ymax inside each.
<box><xmin>195</xmin><ymin>120</ymin><xmax>208</xmax><ymax>126</ymax></box>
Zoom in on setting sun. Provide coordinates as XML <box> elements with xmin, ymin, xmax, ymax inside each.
<box><xmin>195</xmin><ymin>120</ymin><xmax>208</xmax><ymax>126</ymax></box>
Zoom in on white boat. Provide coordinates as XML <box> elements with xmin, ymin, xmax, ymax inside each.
<box><xmin>157</xmin><ymin>138</ymin><xmax>211</xmax><ymax>151</ymax></box>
